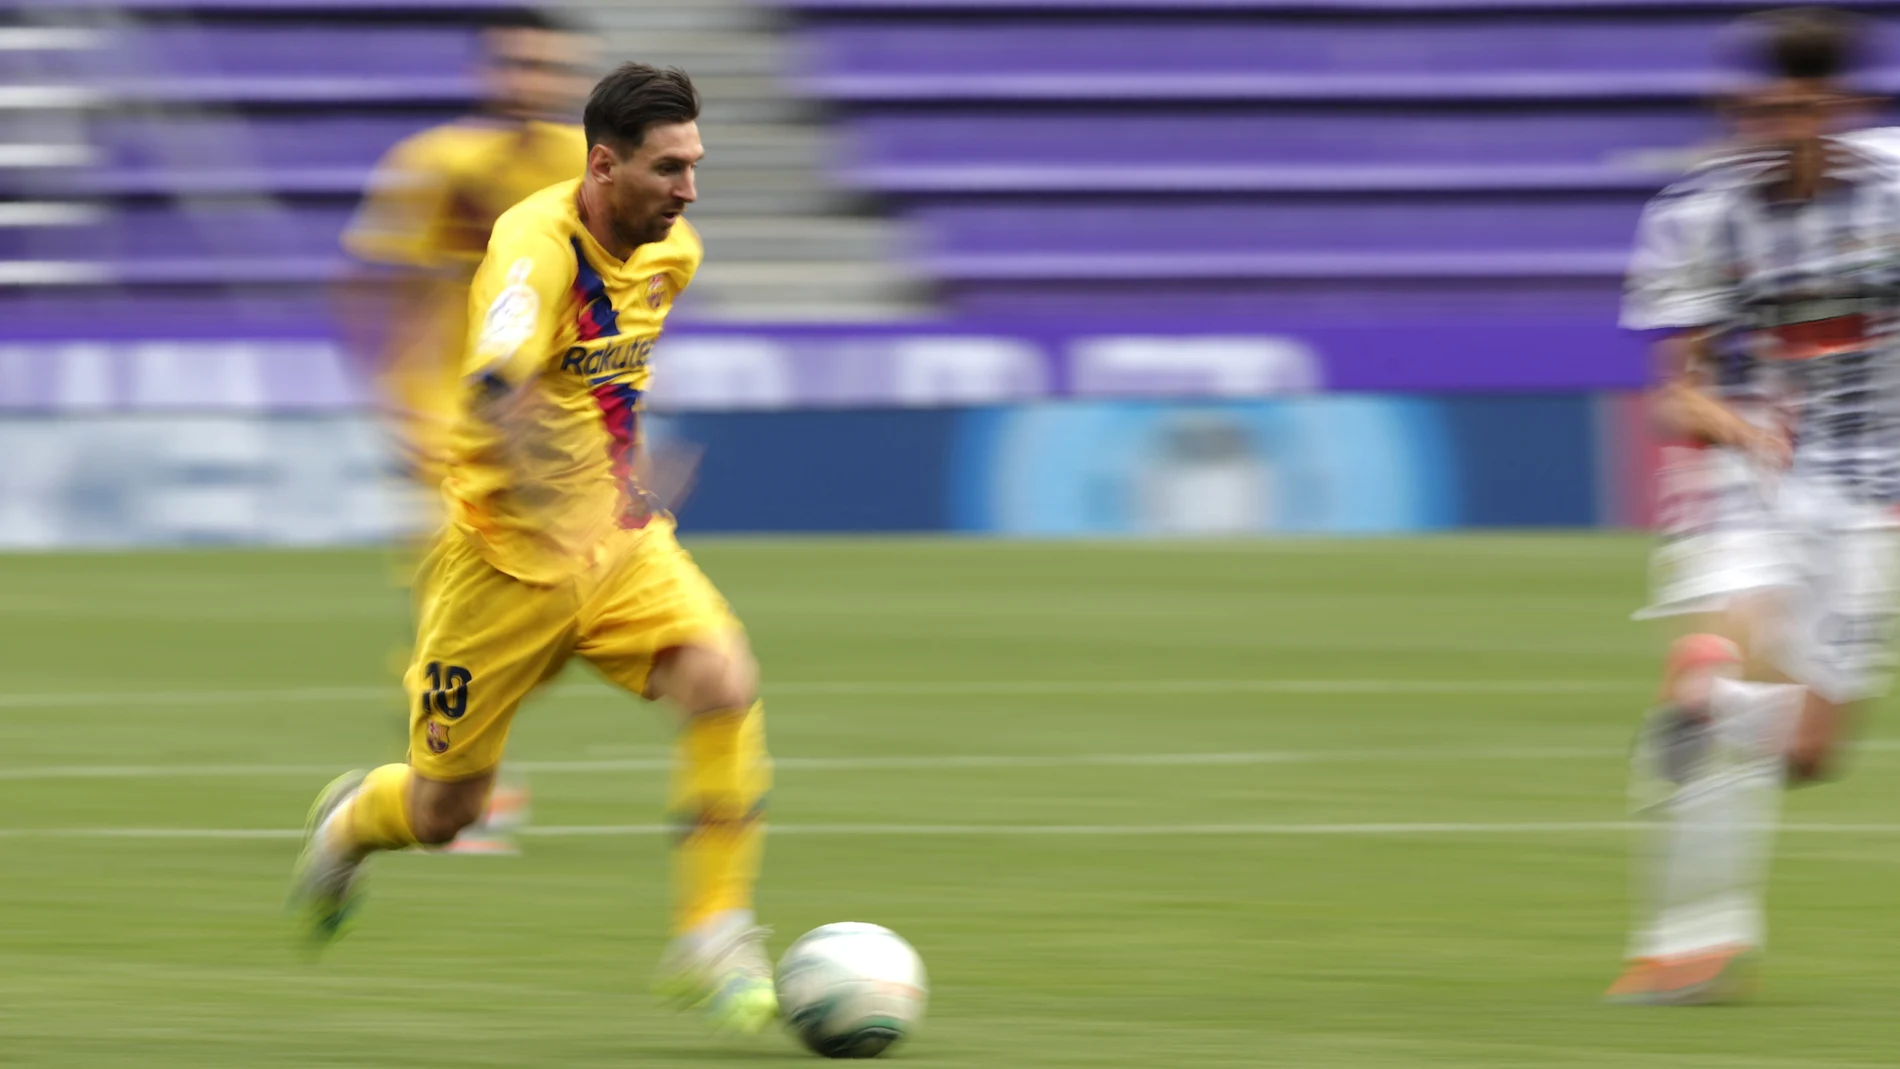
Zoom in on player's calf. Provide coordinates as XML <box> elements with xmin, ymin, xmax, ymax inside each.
<box><xmin>1615</xmin><ymin>640</ymin><xmax>1806</xmax><ymax>1005</ymax></box>
<box><xmin>287</xmin><ymin>763</ymin><xmax>499</xmax><ymax>949</ymax></box>
<box><xmin>646</xmin><ymin>638</ymin><xmax>775</xmax><ymax>1029</ymax></box>
<box><xmin>1661</xmin><ymin>633</ymin><xmax>1744</xmax><ymax>710</ymax></box>
<box><xmin>1638</xmin><ymin>634</ymin><xmax>1744</xmax><ymax>789</ymax></box>
<box><xmin>406</xmin><ymin>771</ymin><xmax>495</xmax><ymax>846</ymax></box>
<box><xmin>1785</xmin><ymin>689</ymin><xmax>1852</xmax><ymax>785</ymax></box>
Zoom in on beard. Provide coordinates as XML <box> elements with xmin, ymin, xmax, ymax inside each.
<box><xmin>609</xmin><ymin>200</ymin><xmax>677</xmax><ymax>251</ymax></box>
<box><xmin>609</xmin><ymin>215</ymin><xmax>661</xmax><ymax>252</ymax></box>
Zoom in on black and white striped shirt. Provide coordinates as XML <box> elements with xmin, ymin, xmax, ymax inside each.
<box><xmin>1624</xmin><ymin>139</ymin><xmax>1900</xmax><ymax>503</ymax></box>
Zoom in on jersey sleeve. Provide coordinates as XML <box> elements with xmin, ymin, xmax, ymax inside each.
<box><xmin>342</xmin><ymin>133</ymin><xmax>455</xmax><ymax>269</ymax></box>
<box><xmin>1621</xmin><ymin>187</ymin><xmax>1735</xmax><ymax>333</ymax></box>
<box><xmin>463</xmin><ymin>217</ymin><xmax>576</xmax><ymax>391</ymax></box>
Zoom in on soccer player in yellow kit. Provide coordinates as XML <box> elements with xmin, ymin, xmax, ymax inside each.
<box><xmin>339</xmin><ymin>12</ymin><xmax>590</xmax><ymax>854</ymax></box>
<box><xmin>292</xmin><ymin>64</ymin><xmax>778</xmax><ymax>1032</ymax></box>
<box><xmin>342</xmin><ymin>10</ymin><xmax>591</xmax><ymax>489</ymax></box>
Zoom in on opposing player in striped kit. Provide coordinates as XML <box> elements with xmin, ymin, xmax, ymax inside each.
<box><xmin>1609</xmin><ymin>8</ymin><xmax>1900</xmax><ymax>1004</ymax></box>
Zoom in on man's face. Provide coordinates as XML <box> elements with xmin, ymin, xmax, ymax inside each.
<box><xmin>484</xmin><ymin>27</ymin><xmax>591</xmax><ymax>121</ymax></box>
<box><xmin>1730</xmin><ymin>77</ymin><xmax>1853</xmax><ymax>153</ymax></box>
<box><xmin>593</xmin><ymin>121</ymin><xmax>704</xmax><ymax>250</ymax></box>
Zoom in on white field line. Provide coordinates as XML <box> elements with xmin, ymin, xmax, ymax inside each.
<box><xmin>10</xmin><ymin>821</ymin><xmax>1900</xmax><ymax>841</ymax></box>
<box><xmin>10</xmin><ymin>739</ymin><xmax>1900</xmax><ymax>783</ymax></box>
<box><xmin>0</xmin><ymin>677</ymin><xmax>1643</xmax><ymax>711</ymax></box>
<box><xmin>0</xmin><ymin>746</ymin><xmax>1620</xmax><ymax>782</ymax></box>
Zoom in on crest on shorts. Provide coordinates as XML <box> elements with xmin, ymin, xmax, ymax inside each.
<box><xmin>425</xmin><ymin>720</ymin><xmax>451</xmax><ymax>755</ymax></box>
<box><xmin>646</xmin><ymin>274</ymin><xmax>670</xmax><ymax>311</ymax></box>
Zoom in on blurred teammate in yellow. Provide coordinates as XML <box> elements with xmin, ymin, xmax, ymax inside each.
<box><xmin>293</xmin><ymin>64</ymin><xmax>779</xmax><ymax>1033</ymax></box>
<box><xmin>338</xmin><ymin>10</ymin><xmax>591</xmax><ymax>854</ymax></box>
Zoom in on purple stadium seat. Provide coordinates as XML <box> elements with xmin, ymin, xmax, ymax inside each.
<box><xmin>36</xmin><ymin>0</ymin><xmax>526</xmax><ymax>9</ymax></box>
<box><xmin>42</xmin><ymin>0</ymin><xmax>1891</xmax><ymax>328</ymax></box>
<box><xmin>88</xmin><ymin>114</ymin><xmax>453</xmax><ymax>195</ymax></box>
<box><xmin>805</xmin><ymin>19</ymin><xmax>1738</xmax><ymax>77</ymax></box>
<box><xmin>841</xmin><ymin>108</ymin><xmax>1720</xmax><ymax>193</ymax></box>
<box><xmin>845</xmin><ymin>111</ymin><xmax>1716</xmax><ymax>168</ymax></box>
<box><xmin>774</xmin><ymin>3</ymin><xmax>1898</xmax><ymax>317</ymax></box>
<box><xmin>772</xmin><ymin>0</ymin><xmax>1900</xmax><ymax>12</ymax></box>
<box><xmin>125</xmin><ymin>26</ymin><xmax>476</xmax><ymax>78</ymax></box>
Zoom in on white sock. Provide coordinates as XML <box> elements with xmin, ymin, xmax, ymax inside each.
<box><xmin>696</xmin><ymin>908</ymin><xmax>756</xmax><ymax>943</ymax></box>
<box><xmin>317</xmin><ymin>798</ymin><xmax>371</xmax><ymax>865</ymax></box>
<box><xmin>669</xmin><ymin>909</ymin><xmax>758</xmax><ymax>963</ymax></box>
<box><xmin>1628</xmin><ymin>678</ymin><xmax>1802</xmax><ymax>960</ymax></box>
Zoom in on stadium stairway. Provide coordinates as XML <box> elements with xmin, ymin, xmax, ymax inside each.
<box><xmin>566</xmin><ymin>0</ymin><xmax>927</xmax><ymax>321</ymax></box>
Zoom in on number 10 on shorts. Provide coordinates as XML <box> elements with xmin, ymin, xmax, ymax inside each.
<box><xmin>421</xmin><ymin>661</ymin><xmax>473</xmax><ymax>719</ymax></box>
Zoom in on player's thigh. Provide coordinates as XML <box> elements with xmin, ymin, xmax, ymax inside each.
<box><xmin>576</xmin><ymin>524</ymin><xmax>753</xmax><ymax>708</ymax></box>
<box><xmin>1780</xmin><ymin>520</ymin><xmax>1899</xmax><ymax>707</ymax></box>
<box><xmin>407</xmin><ymin>531</ymin><xmax>580</xmax><ymax>781</ymax></box>
<box><xmin>1638</xmin><ymin>528</ymin><xmax>1795</xmax><ymax>629</ymax></box>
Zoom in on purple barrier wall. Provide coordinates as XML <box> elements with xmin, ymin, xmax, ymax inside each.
<box><xmin>0</xmin><ymin>321</ymin><xmax>1646</xmax><ymax>413</ymax></box>
<box><xmin>773</xmin><ymin>0</ymin><xmax>1900</xmax><ymax>11</ymax></box>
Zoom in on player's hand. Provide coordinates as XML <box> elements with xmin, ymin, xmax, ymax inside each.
<box><xmin>1740</xmin><ymin>423</ymin><xmax>1792</xmax><ymax>471</ymax></box>
<box><xmin>644</xmin><ymin>439</ymin><xmax>705</xmax><ymax>514</ymax></box>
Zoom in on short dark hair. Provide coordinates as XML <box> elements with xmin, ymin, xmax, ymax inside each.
<box><xmin>583</xmin><ymin>64</ymin><xmax>701</xmax><ymax>155</ymax></box>
<box><xmin>1748</xmin><ymin>7</ymin><xmax>1863</xmax><ymax>80</ymax></box>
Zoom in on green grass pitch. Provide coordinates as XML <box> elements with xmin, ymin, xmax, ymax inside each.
<box><xmin>5</xmin><ymin>534</ymin><xmax>1900</xmax><ymax>1066</ymax></box>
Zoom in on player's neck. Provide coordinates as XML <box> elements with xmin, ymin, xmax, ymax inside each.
<box><xmin>1774</xmin><ymin>141</ymin><xmax>1827</xmax><ymax>202</ymax></box>
<box><xmin>576</xmin><ymin>182</ymin><xmax>635</xmax><ymax>262</ymax></box>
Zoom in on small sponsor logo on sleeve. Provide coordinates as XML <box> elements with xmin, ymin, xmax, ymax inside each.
<box><xmin>477</xmin><ymin>258</ymin><xmax>540</xmax><ymax>358</ymax></box>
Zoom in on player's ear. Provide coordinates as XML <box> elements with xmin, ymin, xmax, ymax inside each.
<box><xmin>586</xmin><ymin>143</ymin><xmax>619</xmax><ymax>184</ymax></box>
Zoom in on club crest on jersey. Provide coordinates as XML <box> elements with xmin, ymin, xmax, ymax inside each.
<box><xmin>647</xmin><ymin>274</ymin><xmax>670</xmax><ymax>310</ymax></box>
<box><xmin>426</xmin><ymin>721</ymin><xmax>451</xmax><ymax>755</ymax></box>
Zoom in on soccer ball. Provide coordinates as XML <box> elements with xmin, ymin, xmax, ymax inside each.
<box><xmin>775</xmin><ymin>922</ymin><xmax>928</xmax><ymax>1058</ymax></box>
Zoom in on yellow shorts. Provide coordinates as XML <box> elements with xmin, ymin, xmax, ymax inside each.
<box><xmin>404</xmin><ymin>520</ymin><xmax>740</xmax><ymax>780</ymax></box>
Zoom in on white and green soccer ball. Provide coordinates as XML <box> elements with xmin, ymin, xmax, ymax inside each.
<box><xmin>776</xmin><ymin>922</ymin><xmax>928</xmax><ymax>1058</ymax></box>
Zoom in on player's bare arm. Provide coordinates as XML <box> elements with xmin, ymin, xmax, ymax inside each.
<box><xmin>1649</xmin><ymin>328</ymin><xmax>1790</xmax><ymax>468</ymax></box>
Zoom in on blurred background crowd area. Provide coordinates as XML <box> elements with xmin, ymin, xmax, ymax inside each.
<box><xmin>0</xmin><ymin>0</ymin><xmax>1891</xmax><ymax>546</ymax></box>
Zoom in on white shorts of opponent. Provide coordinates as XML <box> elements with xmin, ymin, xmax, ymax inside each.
<box><xmin>1638</xmin><ymin>449</ymin><xmax>1900</xmax><ymax>704</ymax></box>
<box><xmin>1636</xmin><ymin>444</ymin><xmax>1787</xmax><ymax>620</ymax></box>
<box><xmin>1772</xmin><ymin>477</ymin><xmax>1900</xmax><ymax>704</ymax></box>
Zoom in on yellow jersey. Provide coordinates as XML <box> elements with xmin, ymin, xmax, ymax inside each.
<box><xmin>342</xmin><ymin>119</ymin><xmax>589</xmax><ymax>478</ymax></box>
<box><xmin>447</xmin><ymin>179</ymin><xmax>703</xmax><ymax>584</ymax></box>
<box><xmin>345</xmin><ymin>118</ymin><xmax>588</xmax><ymax>273</ymax></box>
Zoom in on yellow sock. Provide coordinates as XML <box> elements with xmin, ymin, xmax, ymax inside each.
<box><xmin>670</xmin><ymin>701</ymin><xmax>771</xmax><ymax>936</ymax></box>
<box><xmin>335</xmin><ymin>763</ymin><xmax>420</xmax><ymax>854</ymax></box>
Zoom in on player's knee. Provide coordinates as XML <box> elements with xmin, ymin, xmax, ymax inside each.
<box><xmin>1786</xmin><ymin>739</ymin><xmax>1841</xmax><ymax>785</ymax></box>
<box><xmin>693</xmin><ymin>657</ymin><xmax>757</xmax><ymax>714</ymax></box>
<box><xmin>657</xmin><ymin>643</ymin><xmax>758</xmax><ymax>715</ymax></box>
<box><xmin>1785</xmin><ymin>691</ymin><xmax>1853</xmax><ymax>786</ymax></box>
<box><xmin>721</xmin><ymin>647</ymin><xmax>761</xmax><ymax>709</ymax></box>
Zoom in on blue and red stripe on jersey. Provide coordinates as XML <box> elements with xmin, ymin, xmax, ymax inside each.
<box><xmin>589</xmin><ymin>379</ymin><xmax>649</xmax><ymax>528</ymax></box>
<box><xmin>570</xmin><ymin>237</ymin><xmax>620</xmax><ymax>342</ymax></box>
